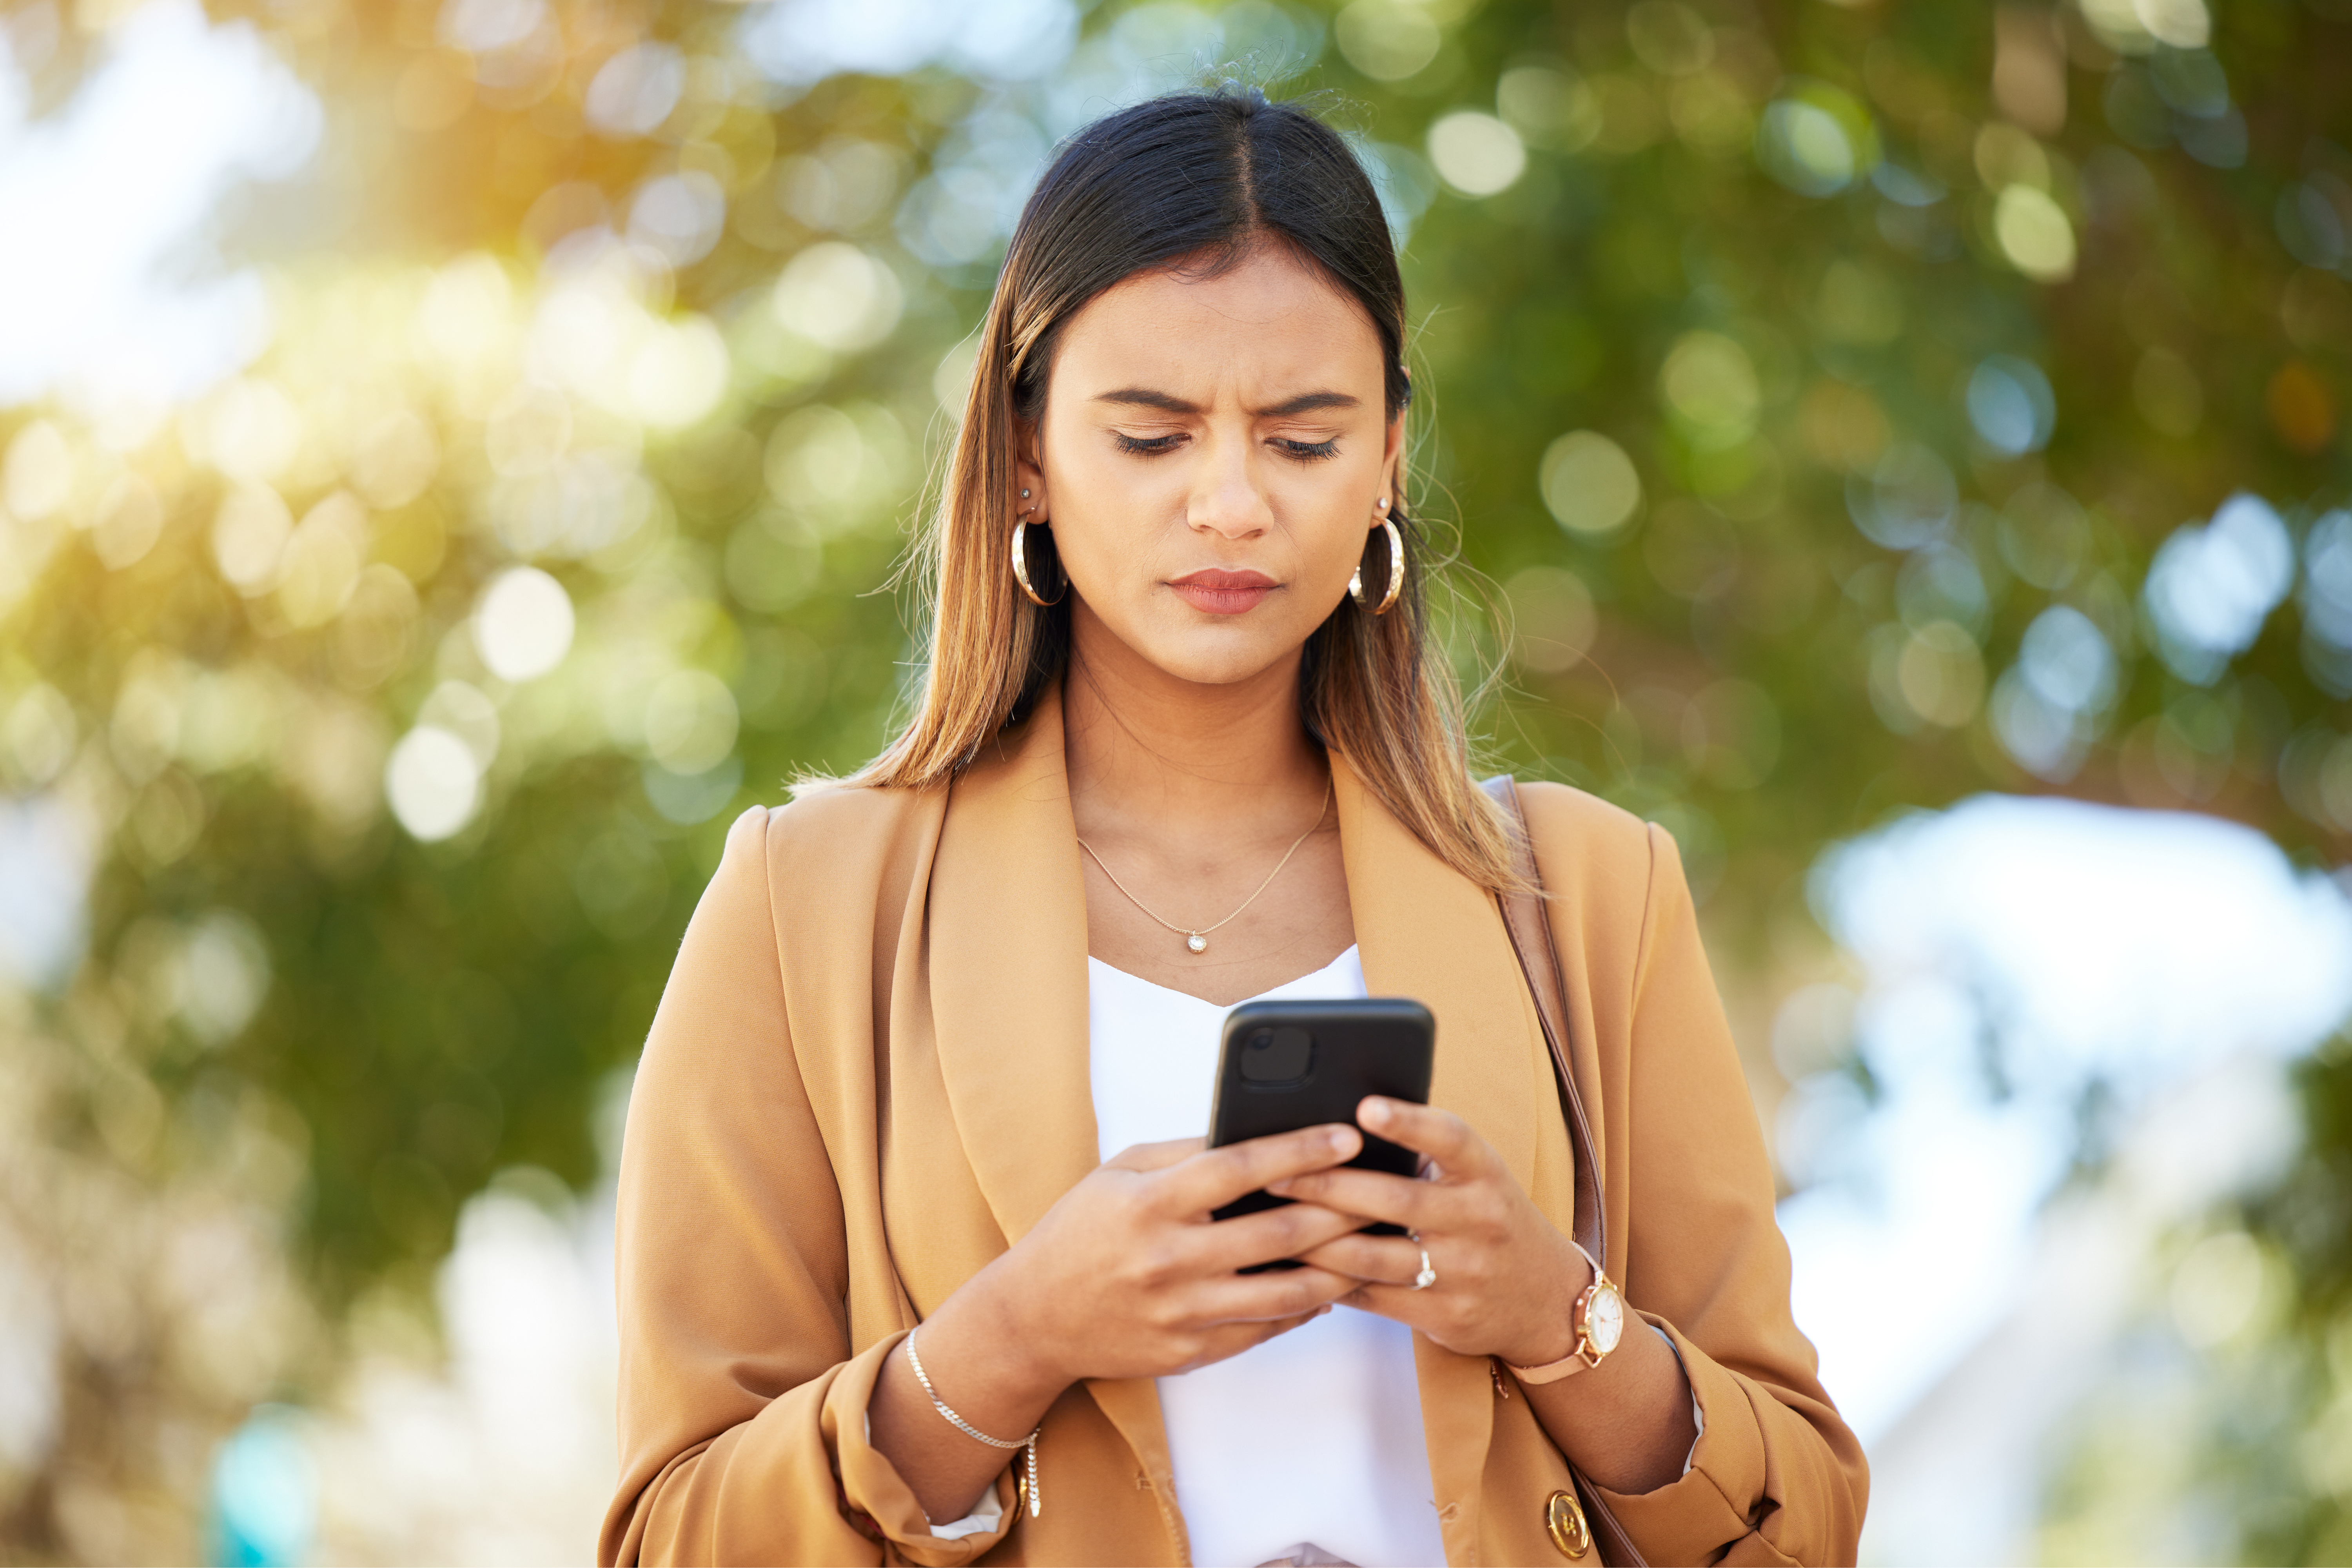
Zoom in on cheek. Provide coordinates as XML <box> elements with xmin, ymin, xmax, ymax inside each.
<box><xmin>1045</xmin><ymin>466</ymin><xmax>1165</xmax><ymax>596</ymax></box>
<box><xmin>1040</xmin><ymin>439</ymin><xmax>1170</xmax><ymax>557</ymax></box>
<box><xmin>1293</xmin><ymin>483</ymin><xmax>1380</xmax><ymax>583</ymax></box>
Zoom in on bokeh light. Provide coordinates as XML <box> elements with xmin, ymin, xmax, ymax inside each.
<box><xmin>1538</xmin><ymin>430</ymin><xmax>1642</xmax><ymax>536</ymax></box>
<box><xmin>474</xmin><ymin>567</ymin><xmax>577</xmax><ymax>683</ymax></box>
<box><xmin>1426</xmin><ymin>110</ymin><xmax>1525</xmax><ymax>196</ymax></box>
<box><xmin>386</xmin><ymin>726</ymin><xmax>483</xmax><ymax>842</ymax></box>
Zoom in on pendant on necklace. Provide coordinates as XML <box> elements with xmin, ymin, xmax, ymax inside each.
<box><xmin>1186</xmin><ymin>933</ymin><xmax>1208</xmax><ymax>954</ymax></box>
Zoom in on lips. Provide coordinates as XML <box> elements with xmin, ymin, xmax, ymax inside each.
<box><xmin>1169</xmin><ymin>568</ymin><xmax>1278</xmax><ymax>615</ymax></box>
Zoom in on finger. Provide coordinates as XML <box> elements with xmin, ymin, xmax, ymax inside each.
<box><xmin>1190</xmin><ymin>1262</ymin><xmax>1359</xmax><ymax>1324</ymax></box>
<box><xmin>1327</xmin><ymin>1279</ymin><xmax>1439</xmax><ymax>1327</ymax></box>
<box><xmin>1192</xmin><ymin>1200</ymin><xmax>1368</xmax><ymax>1274</ymax></box>
<box><xmin>1180</xmin><ymin>1307</ymin><xmax>1331</xmax><ymax>1372</ymax></box>
<box><xmin>1262</xmin><ymin>1165</ymin><xmax>1460</xmax><ymax>1231</ymax></box>
<box><xmin>1291</xmin><ymin>1231</ymin><xmax>1425</xmax><ymax>1284</ymax></box>
<box><xmin>1245</xmin><ymin>1305</ymin><xmax>1340</xmax><ymax>1348</ymax></box>
<box><xmin>1354</xmin><ymin>1099</ymin><xmax>1492</xmax><ymax>1179</ymax></box>
<box><xmin>1104</xmin><ymin>1136</ymin><xmax>1205</xmax><ymax>1173</ymax></box>
<box><xmin>1155</xmin><ymin>1123</ymin><xmax>1362</xmax><ymax>1215</ymax></box>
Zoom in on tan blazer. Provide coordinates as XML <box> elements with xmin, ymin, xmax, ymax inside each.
<box><xmin>601</xmin><ymin>688</ymin><xmax>1867</xmax><ymax>1567</ymax></box>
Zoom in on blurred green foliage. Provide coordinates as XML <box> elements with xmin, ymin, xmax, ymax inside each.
<box><xmin>2</xmin><ymin>0</ymin><xmax>2350</xmax><ymax>1558</ymax></box>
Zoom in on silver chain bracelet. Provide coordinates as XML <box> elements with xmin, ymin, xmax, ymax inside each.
<box><xmin>904</xmin><ymin>1326</ymin><xmax>1041</xmax><ymax>1518</ymax></box>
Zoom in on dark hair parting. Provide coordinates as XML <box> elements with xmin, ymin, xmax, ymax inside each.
<box><xmin>1005</xmin><ymin>86</ymin><xmax>1416</xmax><ymax>431</ymax></box>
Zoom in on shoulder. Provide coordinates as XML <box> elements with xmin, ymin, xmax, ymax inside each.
<box><xmin>1512</xmin><ymin>780</ymin><xmax>1701</xmax><ymax>1005</ymax></box>
<box><xmin>1510</xmin><ymin>779</ymin><xmax>1669</xmax><ymax>902</ymax></box>
<box><xmin>724</xmin><ymin>781</ymin><xmax>944</xmax><ymax>887</ymax></box>
<box><xmin>693</xmin><ymin>784</ymin><xmax>944</xmax><ymax>985</ymax></box>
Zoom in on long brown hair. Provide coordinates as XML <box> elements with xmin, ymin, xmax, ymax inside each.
<box><xmin>841</xmin><ymin>85</ymin><xmax>1525</xmax><ymax>892</ymax></box>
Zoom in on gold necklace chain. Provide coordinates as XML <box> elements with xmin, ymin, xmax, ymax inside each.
<box><xmin>1075</xmin><ymin>778</ymin><xmax>1333</xmax><ymax>955</ymax></box>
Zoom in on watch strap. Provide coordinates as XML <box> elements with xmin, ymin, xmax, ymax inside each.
<box><xmin>1506</xmin><ymin>1241</ymin><xmax>1613</xmax><ymax>1384</ymax></box>
<box><xmin>1506</xmin><ymin>1345</ymin><xmax>1594</xmax><ymax>1385</ymax></box>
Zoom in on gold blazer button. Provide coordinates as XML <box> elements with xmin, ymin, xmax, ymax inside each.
<box><xmin>1545</xmin><ymin>1488</ymin><xmax>1592</xmax><ymax>1559</ymax></box>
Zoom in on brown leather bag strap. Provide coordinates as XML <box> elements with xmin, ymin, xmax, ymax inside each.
<box><xmin>1479</xmin><ymin>774</ymin><xmax>1649</xmax><ymax>1568</ymax></box>
<box><xmin>1479</xmin><ymin>774</ymin><xmax>1606</xmax><ymax>1269</ymax></box>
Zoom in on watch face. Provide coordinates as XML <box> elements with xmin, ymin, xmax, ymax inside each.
<box><xmin>1586</xmin><ymin>1283</ymin><xmax>1626</xmax><ymax>1355</ymax></box>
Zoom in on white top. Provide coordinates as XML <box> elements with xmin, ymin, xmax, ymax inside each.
<box><xmin>1087</xmin><ymin>946</ymin><xmax>1449</xmax><ymax>1568</ymax></box>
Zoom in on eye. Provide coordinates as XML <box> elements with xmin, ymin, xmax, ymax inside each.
<box><xmin>1114</xmin><ymin>431</ymin><xmax>1183</xmax><ymax>456</ymax></box>
<box><xmin>1275</xmin><ymin>436</ymin><xmax>1341</xmax><ymax>462</ymax></box>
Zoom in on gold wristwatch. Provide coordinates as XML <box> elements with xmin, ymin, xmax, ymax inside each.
<box><xmin>1505</xmin><ymin>1242</ymin><xmax>1626</xmax><ymax>1385</ymax></box>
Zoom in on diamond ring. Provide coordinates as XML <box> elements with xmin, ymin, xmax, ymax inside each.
<box><xmin>1412</xmin><ymin>1246</ymin><xmax>1437</xmax><ymax>1290</ymax></box>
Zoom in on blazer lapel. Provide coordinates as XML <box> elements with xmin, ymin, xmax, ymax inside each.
<box><xmin>926</xmin><ymin>687</ymin><xmax>1184</xmax><ymax>1546</ymax></box>
<box><xmin>1337</xmin><ymin>756</ymin><xmax>1546</xmax><ymax>1549</ymax></box>
<box><xmin>1334</xmin><ymin>755</ymin><xmax>1541</xmax><ymax>1199</ymax></box>
<box><xmin>927</xmin><ymin>683</ymin><xmax>1101</xmax><ymax>1245</ymax></box>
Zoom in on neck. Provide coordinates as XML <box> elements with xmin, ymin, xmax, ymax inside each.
<box><xmin>1061</xmin><ymin>603</ymin><xmax>1329</xmax><ymax>844</ymax></box>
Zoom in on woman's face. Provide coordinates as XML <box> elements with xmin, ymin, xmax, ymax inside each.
<box><xmin>1019</xmin><ymin>245</ymin><xmax>1403</xmax><ymax>690</ymax></box>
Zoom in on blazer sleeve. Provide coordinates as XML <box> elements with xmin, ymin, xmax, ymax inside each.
<box><xmin>599</xmin><ymin>806</ymin><xmax>1014</xmax><ymax>1567</ymax></box>
<box><xmin>1589</xmin><ymin>823</ymin><xmax>1870</xmax><ymax>1567</ymax></box>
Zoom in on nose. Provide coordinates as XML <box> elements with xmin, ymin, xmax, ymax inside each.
<box><xmin>1184</xmin><ymin>425</ymin><xmax>1273</xmax><ymax>543</ymax></box>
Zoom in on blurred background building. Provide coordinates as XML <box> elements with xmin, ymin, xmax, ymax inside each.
<box><xmin>0</xmin><ymin>0</ymin><xmax>2349</xmax><ymax>1562</ymax></box>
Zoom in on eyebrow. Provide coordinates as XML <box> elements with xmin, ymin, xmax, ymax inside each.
<box><xmin>1091</xmin><ymin>388</ymin><xmax>1362</xmax><ymax>417</ymax></box>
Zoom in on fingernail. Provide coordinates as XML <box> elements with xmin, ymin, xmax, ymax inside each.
<box><xmin>1360</xmin><ymin>1098</ymin><xmax>1389</xmax><ymax>1128</ymax></box>
<box><xmin>1330</xmin><ymin>1126</ymin><xmax>1356</xmax><ymax>1154</ymax></box>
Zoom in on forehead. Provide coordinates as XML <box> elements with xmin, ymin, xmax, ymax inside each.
<box><xmin>1050</xmin><ymin>246</ymin><xmax>1386</xmax><ymax>399</ymax></box>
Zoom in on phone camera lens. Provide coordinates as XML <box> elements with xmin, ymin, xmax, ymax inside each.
<box><xmin>1239</xmin><ymin>1025</ymin><xmax>1313</xmax><ymax>1084</ymax></box>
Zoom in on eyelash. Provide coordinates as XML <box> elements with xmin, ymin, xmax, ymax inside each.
<box><xmin>1111</xmin><ymin>432</ymin><xmax>1342</xmax><ymax>463</ymax></box>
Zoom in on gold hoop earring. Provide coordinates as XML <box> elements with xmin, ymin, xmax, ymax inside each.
<box><xmin>1011</xmin><ymin>520</ymin><xmax>1065</xmax><ymax>607</ymax></box>
<box><xmin>1348</xmin><ymin>516</ymin><xmax>1405</xmax><ymax>615</ymax></box>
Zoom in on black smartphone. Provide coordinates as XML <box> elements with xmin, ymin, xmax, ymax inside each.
<box><xmin>1205</xmin><ymin>998</ymin><xmax>1436</xmax><ymax>1253</ymax></box>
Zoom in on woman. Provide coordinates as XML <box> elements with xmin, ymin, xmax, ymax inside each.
<box><xmin>600</xmin><ymin>88</ymin><xmax>1864</xmax><ymax>1567</ymax></box>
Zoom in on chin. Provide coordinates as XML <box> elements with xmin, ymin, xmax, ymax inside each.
<box><xmin>1137</xmin><ymin>631</ymin><xmax>1298</xmax><ymax>690</ymax></box>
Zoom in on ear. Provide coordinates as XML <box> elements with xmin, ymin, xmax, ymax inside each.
<box><xmin>1014</xmin><ymin>415</ymin><xmax>1049</xmax><ymax>523</ymax></box>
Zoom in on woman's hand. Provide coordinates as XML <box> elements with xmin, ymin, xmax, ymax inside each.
<box><xmin>988</xmin><ymin>1123</ymin><xmax>1374</xmax><ymax>1384</ymax></box>
<box><xmin>1275</xmin><ymin>1096</ymin><xmax>1699</xmax><ymax>1495</ymax></box>
<box><xmin>869</xmin><ymin>1123</ymin><xmax>1369</xmax><ymax>1524</ymax></box>
<box><xmin>1272</xmin><ymin>1097</ymin><xmax>1588</xmax><ymax>1367</ymax></box>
